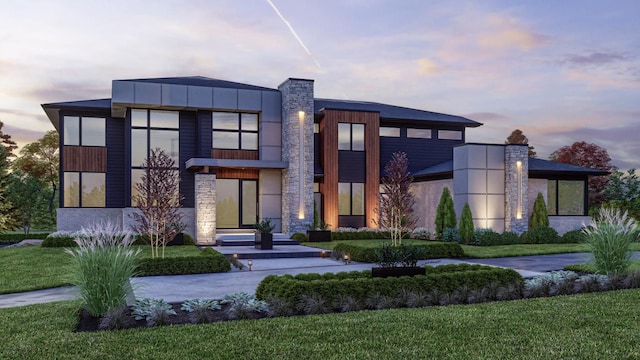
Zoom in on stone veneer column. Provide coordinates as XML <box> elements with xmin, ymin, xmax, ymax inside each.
<box><xmin>278</xmin><ymin>78</ymin><xmax>314</xmax><ymax>234</ymax></box>
<box><xmin>195</xmin><ymin>173</ymin><xmax>216</xmax><ymax>245</ymax></box>
<box><xmin>504</xmin><ymin>145</ymin><xmax>529</xmax><ymax>234</ymax></box>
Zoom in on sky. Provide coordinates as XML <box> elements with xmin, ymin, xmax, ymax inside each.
<box><xmin>1</xmin><ymin>0</ymin><xmax>639</xmax><ymax>169</ymax></box>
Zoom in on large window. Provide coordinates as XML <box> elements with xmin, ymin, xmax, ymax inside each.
<box><xmin>338</xmin><ymin>123</ymin><xmax>365</xmax><ymax>151</ymax></box>
<box><xmin>338</xmin><ymin>182</ymin><xmax>365</xmax><ymax>216</ymax></box>
<box><xmin>63</xmin><ymin>116</ymin><xmax>105</xmax><ymax>146</ymax></box>
<box><xmin>131</xmin><ymin>109</ymin><xmax>179</xmax><ymax>205</ymax></box>
<box><xmin>547</xmin><ymin>180</ymin><xmax>586</xmax><ymax>215</ymax></box>
<box><xmin>212</xmin><ymin>112</ymin><xmax>258</xmax><ymax>150</ymax></box>
<box><xmin>63</xmin><ymin>172</ymin><xmax>105</xmax><ymax>207</ymax></box>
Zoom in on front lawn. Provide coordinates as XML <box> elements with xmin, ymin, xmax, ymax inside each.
<box><xmin>0</xmin><ymin>245</ymin><xmax>202</xmax><ymax>295</ymax></box>
<box><xmin>304</xmin><ymin>240</ymin><xmax>640</xmax><ymax>259</ymax></box>
<box><xmin>2</xmin><ymin>290</ymin><xmax>640</xmax><ymax>359</ymax></box>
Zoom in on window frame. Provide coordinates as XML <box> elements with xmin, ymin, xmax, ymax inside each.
<box><xmin>546</xmin><ymin>179</ymin><xmax>588</xmax><ymax>216</ymax></box>
<box><xmin>63</xmin><ymin>171</ymin><xmax>106</xmax><ymax>208</ymax></box>
<box><xmin>338</xmin><ymin>182</ymin><xmax>365</xmax><ymax>216</ymax></box>
<box><xmin>338</xmin><ymin>123</ymin><xmax>365</xmax><ymax>151</ymax></box>
<box><xmin>212</xmin><ymin>112</ymin><xmax>259</xmax><ymax>150</ymax></box>
<box><xmin>63</xmin><ymin>116</ymin><xmax>106</xmax><ymax>147</ymax></box>
<box><xmin>437</xmin><ymin>129</ymin><xmax>463</xmax><ymax>140</ymax></box>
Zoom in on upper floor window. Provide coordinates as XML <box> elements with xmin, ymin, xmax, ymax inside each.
<box><xmin>212</xmin><ymin>112</ymin><xmax>258</xmax><ymax>150</ymax></box>
<box><xmin>438</xmin><ymin>130</ymin><xmax>462</xmax><ymax>140</ymax></box>
<box><xmin>131</xmin><ymin>109</ymin><xmax>179</xmax><ymax>167</ymax></box>
<box><xmin>63</xmin><ymin>116</ymin><xmax>105</xmax><ymax>146</ymax></box>
<box><xmin>380</xmin><ymin>127</ymin><xmax>400</xmax><ymax>137</ymax></box>
<box><xmin>338</xmin><ymin>123</ymin><xmax>365</xmax><ymax>151</ymax></box>
<box><xmin>407</xmin><ymin>128</ymin><xmax>432</xmax><ymax>139</ymax></box>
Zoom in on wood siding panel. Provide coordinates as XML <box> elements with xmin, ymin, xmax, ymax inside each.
<box><xmin>63</xmin><ymin>146</ymin><xmax>107</xmax><ymax>172</ymax></box>
<box><xmin>216</xmin><ymin>169</ymin><xmax>259</xmax><ymax>179</ymax></box>
<box><xmin>321</xmin><ymin>109</ymin><xmax>379</xmax><ymax>229</ymax></box>
<box><xmin>211</xmin><ymin>149</ymin><xmax>259</xmax><ymax>160</ymax></box>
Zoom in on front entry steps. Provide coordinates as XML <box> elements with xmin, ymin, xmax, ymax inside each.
<box><xmin>216</xmin><ymin>233</ymin><xmax>299</xmax><ymax>247</ymax></box>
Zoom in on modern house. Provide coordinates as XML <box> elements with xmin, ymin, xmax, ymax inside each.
<box><xmin>43</xmin><ymin>76</ymin><xmax>606</xmax><ymax>244</ymax></box>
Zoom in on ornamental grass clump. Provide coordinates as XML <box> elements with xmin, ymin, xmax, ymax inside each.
<box><xmin>65</xmin><ymin>221</ymin><xmax>140</xmax><ymax>317</ymax></box>
<box><xmin>583</xmin><ymin>208</ymin><xmax>639</xmax><ymax>276</ymax></box>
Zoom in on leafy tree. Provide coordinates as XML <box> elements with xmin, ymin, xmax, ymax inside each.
<box><xmin>435</xmin><ymin>187</ymin><xmax>456</xmax><ymax>240</ymax></box>
<box><xmin>505</xmin><ymin>129</ymin><xmax>536</xmax><ymax>157</ymax></box>
<box><xmin>375</xmin><ymin>152</ymin><xmax>417</xmax><ymax>246</ymax></box>
<box><xmin>0</xmin><ymin>147</ymin><xmax>19</xmax><ymax>230</ymax></box>
<box><xmin>0</xmin><ymin>120</ymin><xmax>18</xmax><ymax>157</ymax></box>
<box><xmin>530</xmin><ymin>193</ymin><xmax>549</xmax><ymax>228</ymax></box>
<box><xmin>12</xmin><ymin>131</ymin><xmax>59</xmax><ymax>214</ymax></box>
<box><xmin>603</xmin><ymin>169</ymin><xmax>640</xmax><ymax>221</ymax></box>
<box><xmin>549</xmin><ymin>141</ymin><xmax>616</xmax><ymax>205</ymax></box>
<box><xmin>6</xmin><ymin>171</ymin><xmax>42</xmax><ymax>234</ymax></box>
<box><xmin>459</xmin><ymin>203</ymin><xmax>474</xmax><ymax>244</ymax></box>
<box><xmin>131</xmin><ymin>148</ymin><xmax>185</xmax><ymax>258</ymax></box>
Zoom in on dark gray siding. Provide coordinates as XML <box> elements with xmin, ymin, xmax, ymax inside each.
<box><xmin>106</xmin><ymin>117</ymin><xmax>126</xmax><ymax>208</ymax></box>
<box><xmin>338</xmin><ymin>151</ymin><xmax>366</xmax><ymax>182</ymax></box>
<box><xmin>314</xmin><ymin>133</ymin><xmax>321</xmax><ymax>174</ymax></box>
<box><xmin>197</xmin><ymin>111</ymin><xmax>212</xmax><ymax>157</ymax></box>
<box><xmin>180</xmin><ymin>111</ymin><xmax>197</xmax><ymax>208</ymax></box>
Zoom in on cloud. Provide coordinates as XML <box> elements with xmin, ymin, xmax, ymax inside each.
<box><xmin>417</xmin><ymin>58</ymin><xmax>444</xmax><ymax>76</ymax></box>
<box><xmin>563</xmin><ymin>51</ymin><xmax>629</xmax><ymax>67</ymax></box>
<box><xmin>1</xmin><ymin>123</ymin><xmax>52</xmax><ymax>151</ymax></box>
<box><xmin>463</xmin><ymin>112</ymin><xmax>510</xmax><ymax>122</ymax></box>
<box><xmin>478</xmin><ymin>14</ymin><xmax>550</xmax><ymax>51</ymax></box>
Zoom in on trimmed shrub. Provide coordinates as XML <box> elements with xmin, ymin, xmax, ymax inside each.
<box><xmin>410</xmin><ymin>228</ymin><xmax>432</xmax><ymax>240</ymax></box>
<box><xmin>332</xmin><ymin>242</ymin><xmax>464</xmax><ymax>263</ymax></box>
<box><xmin>459</xmin><ymin>203</ymin><xmax>474</xmax><ymax>244</ymax></box>
<box><xmin>41</xmin><ymin>236</ymin><xmax>77</xmax><ymax>247</ymax></box>
<box><xmin>442</xmin><ymin>227</ymin><xmax>460</xmax><ymax>243</ymax></box>
<box><xmin>0</xmin><ymin>232</ymin><xmax>50</xmax><ymax>244</ymax></box>
<box><xmin>181</xmin><ymin>233</ymin><xmax>195</xmax><ymax>246</ymax></box>
<box><xmin>255</xmin><ymin>264</ymin><xmax>523</xmax><ymax>305</ymax></box>
<box><xmin>561</xmin><ymin>229</ymin><xmax>586</xmax><ymax>243</ymax></box>
<box><xmin>530</xmin><ymin>193</ymin><xmax>549</xmax><ymax>229</ymax></box>
<box><xmin>474</xmin><ymin>229</ymin><xmax>501</xmax><ymax>246</ymax></box>
<box><xmin>520</xmin><ymin>226</ymin><xmax>560</xmax><ymax>244</ymax></box>
<box><xmin>435</xmin><ymin>187</ymin><xmax>456</xmax><ymax>240</ymax></box>
<box><xmin>137</xmin><ymin>249</ymin><xmax>231</xmax><ymax>276</ymax></box>
<box><xmin>501</xmin><ymin>231</ymin><xmax>520</xmax><ymax>245</ymax></box>
<box><xmin>291</xmin><ymin>232</ymin><xmax>308</xmax><ymax>242</ymax></box>
<box><xmin>330</xmin><ymin>230</ymin><xmax>396</xmax><ymax>241</ymax></box>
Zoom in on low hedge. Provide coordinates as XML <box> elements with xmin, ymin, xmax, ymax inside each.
<box><xmin>332</xmin><ymin>242</ymin><xmax>464</xmax><ymax>263</ymax></box>
<box><xmin>255</xmin><ymin>264</ymin><xmax>522</xmax><ymax>303</ymax></box>
<box><xmin>0</xmin><ymin>233</ymin><xmax>50</xmax><ymax>244</ymax></box>
<box><xmin>41</xmin><ymin>236</ymin><xmax>77</xmax><ymax>247</ymax></box>
<box><xmin>41</xmin><ymin>233</ymin><xmax>194</xmax><ymax>247</ymax></box>
<box><xmin>471</xmin><ymin>227</ymin><xmax>585</xmax><ymax>246</ymax></box>
<box><xmin>331</xmin><ymin>231</ymin><xmax>393</xmax><ymax>241</ymax></box>
<box><xmin>136</xmin><ymin>249</ymin><xmax>230</xmax><ymax>276</ymax></box>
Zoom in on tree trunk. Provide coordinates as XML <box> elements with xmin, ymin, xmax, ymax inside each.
<box><xmin>48</xmin><ymin>182</ymin><xmax>57</xmax><ymax>214</ymax></box>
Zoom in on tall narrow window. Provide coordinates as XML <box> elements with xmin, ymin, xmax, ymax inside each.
<box><xmin>338</xmin><ymin>182</ymin><xmax>365</xmax><ymax>215</ymax></box>
<box><xmin>338</xmin><ymin>123</ymin><xmax>365</xmax><ymax>151</ymax></box>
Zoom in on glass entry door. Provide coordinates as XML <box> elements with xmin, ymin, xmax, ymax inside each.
<box><xmin>216</xmin><ymin>179</ymin><xmax>258</xmax><ymax>228</ymax></box>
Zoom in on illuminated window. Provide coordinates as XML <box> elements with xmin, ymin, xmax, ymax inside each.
<box><xmin>380</xmin><ymin>127</ymin><xmax>400</xmax><ymax>137</ymax></box>
<box><xmin>63</xmin><ymin>172</ymin><xmax>105</xmax><ymax>208</ymax></box>
<box><xmin>338</xmin><ymin>182</ymin><xmax>365</xmax><ymax>215</ymax></box>
<box><xmin>212</xmin><ymin>112</ymin><xmax>258</xmax><ymax>150</ymax></box>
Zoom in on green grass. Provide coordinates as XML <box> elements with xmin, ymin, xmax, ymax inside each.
<box><xmin>305</xmin><ymin>240</ymin><xmax>640</xmax><ymax>259</ymax></box>
<box><xmin>2</xmin><ymin>290</ymin><xmax>640</xmax><ymax>359</ymax></box>
<box><xmin>0</xmin><ymin>245</ymin><xmax>202</xmax><ymax>295</ymax></box>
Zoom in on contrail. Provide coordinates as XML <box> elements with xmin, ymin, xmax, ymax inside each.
<box><xmin>266</xmin><ymin>0</ymin><xmax>322</xmax><ymax>68</ymax></box>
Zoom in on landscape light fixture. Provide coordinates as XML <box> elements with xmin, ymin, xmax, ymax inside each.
<box><xmin>321</xmin><ymin>250</ymin><xmax>326</xmax><ymax>258</ymax></box>
<box><xmin>247</xmin><ymin>259</ymin><xmax>253</xmax><ymax>271</ymax></box>
<box><xmin>343</xmin><ymin>254</ymin><xmax>350</xmax><ymax>264</ymax></box>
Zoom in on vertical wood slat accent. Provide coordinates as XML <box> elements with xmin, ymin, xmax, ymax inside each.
<box><xmin>211</xmin><ymin>149</ymin><xmax>259</xmax><ymax>160</ymax></box>
<box><xmin>62</xmin><ymin>146</ymin><xmax>107</xmax><ymax>172</ymax></box>
<box><xmin>215</xmin><ymin>169</ymin><xmax>259</xmax><ymax>179</ymax></box>
<box><xmin>320</xmin><ymin>109</ymin><xmax>380</xmax><ymax>229</ymax></box>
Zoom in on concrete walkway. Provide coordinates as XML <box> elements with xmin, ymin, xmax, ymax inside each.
<box><xmin>1</xmin><ymin>253</ymin><xmax>581</xmax><ymax>309</ymax></box>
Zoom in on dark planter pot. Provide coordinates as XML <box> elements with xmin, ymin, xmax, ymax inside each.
<box><xmin>371</xmin><ymin>267</ymin><xmax>426</xmax><ymax>278</ymax></box>
<box><xmin>254</xmin><ymin>233</ymin><xmax>273</xmax><ymax>250</ymax></box>
<box><xmin>168</xmin><ymin>233</ymin><xmax>184</xmax><ymax>246</ymax></box>
<box><xmin>306</xmin><ymin>230</ymin><xmax>331</xmax><ymax>242</ymax></box>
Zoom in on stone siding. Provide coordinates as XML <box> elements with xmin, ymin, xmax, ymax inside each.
<box><xmin>57</xmin><ymin>208</ymin><xmax>123</xmax><ymax>231</ymax></box>
<box><xmin>504</xmin><ymin>145</ymin><xmax>529</xmax><ymax>234</ymax></box>
<box><xmin>195</xmin><ymin>173</ymin><xmax>216</xmax><ymax>245</ymax></box>
<box><xmin>278</xmin><ymin>79</ymin><xmax>314</xmax><ymax>234</ymax></box>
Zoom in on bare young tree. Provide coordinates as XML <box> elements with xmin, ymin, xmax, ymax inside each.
<box><xmin>375</xmin><ymin>152</ymin><xmax>417</xmax><ymax>246</ymax></box>
<box><xmin>130</xmin><ymin>148</ymin><xmax>185</xmax><ymax>258</ymax></box>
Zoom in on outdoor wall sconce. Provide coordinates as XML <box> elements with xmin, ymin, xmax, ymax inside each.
<box><xmin>247</xmin><ymin>259</ymin><xmax>253</xmax><ymax>271</ymax></box>
<box><xmin>298</xmin><ymin>111</ymin><xmax>305</xmax><ymax>220</ymax></box>
<box><xmin>516</xmin><ymin>160</ymin><xmax>523</xmax><ymax>220</ymax></box>
<box><xmin>343</xmin><ymin>254</ymin><xmax>350</xmax><ymax>264</ymax></box>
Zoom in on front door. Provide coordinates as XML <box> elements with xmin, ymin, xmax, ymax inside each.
<box><xmin>216</xmin><ymin>179</ymin><xmax>258</xmax><ymax>229</ymax></box>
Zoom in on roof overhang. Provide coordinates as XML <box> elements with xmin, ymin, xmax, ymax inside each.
<box><xmin>185</xmin><ymin>158</ymin><xmax>288</xmax><ymax>171</ymax></box>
